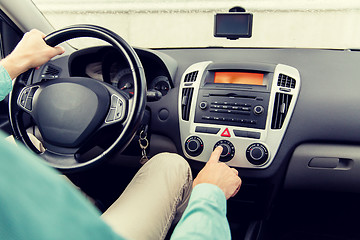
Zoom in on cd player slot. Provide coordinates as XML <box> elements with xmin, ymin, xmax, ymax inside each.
<box><xmin>208</xmin><ymin>93</ymin><xmax>257</xmax><ymax>100</ymax></box>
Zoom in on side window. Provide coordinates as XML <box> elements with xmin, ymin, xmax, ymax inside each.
<box><xmin>0</xmin><ymin>11</ymin><xmax>23</xmax><ymax>134</ymax></box>
<box><xmin>0</xmin><ymin>12</ymin><xmax>22</xmax><ymax>58</ymax></box>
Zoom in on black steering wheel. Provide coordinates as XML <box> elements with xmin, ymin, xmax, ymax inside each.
<box><xmin>9</xmin><ymin>25</ymin><xmax>146</xmax><ymax>172</ymax></box>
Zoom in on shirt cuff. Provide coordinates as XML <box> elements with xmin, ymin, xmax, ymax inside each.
<box><xmin>191</xmin><ymin>183</ymin><xmax>227</xmax><ymax>215</ymax></box>
<box><xmin>0</xmin><ymin>65</ymin><xmax>13</xmax><ymax>101</ymax></box>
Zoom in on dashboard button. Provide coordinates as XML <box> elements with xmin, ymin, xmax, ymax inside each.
<box><xmin>29</xmin><ymin>87</ymin><xmax>38</xmax><ymax>97</ymax></box>
<box><xmin>207</xmin><ymin>127</ymin><xmax>220</xmax><ymax>134</ymax></box>
<box><xmin>210</xmin><ymin>105</ymin><xmax>221</xmax><ymax>109</ymax></box>
<box><xmin>185</xmin><ymin>136</ymin><xmax>204</xmax><ymax>157</ymax></box>
<box><xmin>213</xmin><ymin>140</ymin><xmax>235</xmax><ymax>162</ymax></box>
<box><xmin>111</xmin><ymin>95</ymin><xmax>119</xmax><ymax>108</ymax></box>
<box><xmin>199</xmin><ymin>101</ymin><xmax>208</xmax><ymax>110</ymax></box>
<box><xmin>221</xmin><ymin>128</ymin><xmax>231</xmax><ymax>137</ymax></box>
<box><xmin>233</xmin><ymin>130</ymin><xmax>248</xmax><ymax>138</ymax></box>
<box><xmin>220</xmin><ymin>144</ymin><xmax>231</xmax><ymax>157</ymax></box>
<box><xmin>25</xmin><ymin>99</ymin><xmax>33</xmax><ymax>111</ymax></box>
<box><xmin>188</xmin><ymin>140</ymin><xmax>200</xmax><ymax>152</ymax></box>
<box><xmin>248</xmin><ymin>132</ymin><xmax>261</xmax><ymax>139</ymax></box>
<box><xmin>195</xmin><ymin>126</ymin><xmax>207</xmax><ymax>133</ymax></box>
<box><xmin>195</xmin><ymin>126</ymin><xmax>220</xmax><ymax>135</ymax></box>
<box><xmin>250</xmin><ymin>147</ymin><xmax>264</xmax><ymax>160</ymax></box>
<box><xmin>106</xmin><ymin>109</ymin><xmax>116</xmax><ymax>122</ymax></box>
<box><xmin>246</xmin><ymin>143</ymin><xmax>269</xmax><ymax>165</ymax></box>
<box><xmin>240</xmin><ymin>103</ymin><xmax>251</xmax><ymax>107</ymax></box>
<box><xmin>254</xmin><ymin>105</ymin><xmax>264</xmax><ymax>115</ymax></box>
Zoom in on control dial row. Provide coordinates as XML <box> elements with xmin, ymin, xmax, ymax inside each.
<box><xmin>184</xmin><ymin>136</ymin><xmax>269</xmax><ymax>166</ymax></box>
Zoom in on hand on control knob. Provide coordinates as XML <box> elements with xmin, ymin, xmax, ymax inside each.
<box><xmin>193</xmin><ymin>146</ymin><xmax>242</xmax><ymax>199</ymax></box>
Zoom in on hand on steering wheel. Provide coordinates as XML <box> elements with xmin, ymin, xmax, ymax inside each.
<box><xmin>9</xmin><ymin>25</ymin><xmax>147</xmax><ymax>172</ymax></box>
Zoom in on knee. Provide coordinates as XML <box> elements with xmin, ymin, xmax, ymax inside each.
<box><xmin>149</xmin><ymin>152</ymin><xmax>192</xmax><ymax>179</ymax></box>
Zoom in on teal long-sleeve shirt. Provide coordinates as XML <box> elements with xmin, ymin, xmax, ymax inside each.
<box><xmin>0</xmin><ymin>65</ymin><xmax>231</xmax><ymax>239</ymax></box>
<box><xmin>0</xmin><ymin>65</ymin><xmax>12</xmax><ymax>101</ymax></box>
<box><xmin>0</xmin><ymin>132</ymin><xmax>231</xmax><ymax>240</ymax></box>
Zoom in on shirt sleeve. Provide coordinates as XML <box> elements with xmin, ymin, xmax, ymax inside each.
<box><xmin>170</xmin><ymin>183</ymin><xmax>231</xmax><ymax>240</ymax></box>
<box><xmin>0</xmin><ymin>65</ymin><xmax>13</xmax><ymax>101</ymax></box>
<box><xmin>0</xmin><ymin>131</ymin><xmax>126</xmax><ymax>240</ymax></box>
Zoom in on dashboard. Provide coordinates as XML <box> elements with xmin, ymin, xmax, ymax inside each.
<box><xmin>34</xmin><ymin>44</ymin><xmax>360</xmax><ymax>223</ymax></box>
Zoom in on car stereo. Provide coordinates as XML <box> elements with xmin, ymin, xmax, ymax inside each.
<box><xmin>179</xmin><ymin>61</ymin><xmax>300</xmax><ymax>168</ymax></box>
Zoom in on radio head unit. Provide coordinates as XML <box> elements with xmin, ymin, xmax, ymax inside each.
<box><xmin>195</xmin><ymin>63</ymin><xmax>275</xmax><ymax>130</ymax></box>
<box><xmin>179</xmin><ymin>61</ymin><xmax>300</xmax><ymax>169</ymax></box>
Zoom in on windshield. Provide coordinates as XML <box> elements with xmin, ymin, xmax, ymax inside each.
<box><xmin>32</xmin><ymin>0</ymin><xmax>360</xmax><ymax>49</ymax></box>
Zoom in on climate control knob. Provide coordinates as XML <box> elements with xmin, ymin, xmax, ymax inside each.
<box><xmin>185</xmin><ymin>136</ymin><xmax>204</xmax><ymax>157</ymax></box>
<box><xmin>246</xmin><ymin>143</ymin><xmax>269</xmax><ymax>165</ymax></box>
<box><xmin>213</xmin><ymin>140</ymin><xmax>235</xmax><ymax>162</ymax></box>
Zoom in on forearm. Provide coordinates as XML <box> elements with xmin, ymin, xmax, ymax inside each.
<box><xmin>0</xmin><ymin>55</ymin><xmax>30</xmax><ymax>80</ymax></box>
<box><xmin>171</xmin><ymin>184</ymin><xmax>231</xmax><ymax>240</ymax></box>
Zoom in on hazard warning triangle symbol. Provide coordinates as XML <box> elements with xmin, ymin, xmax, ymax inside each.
<box><xmin>221</xmin><ymin>128</ymin><xmax>231</xmax><ymax>137</ymax></box>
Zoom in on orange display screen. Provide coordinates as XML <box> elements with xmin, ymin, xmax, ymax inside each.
<box><xmin>214</xmin><ymin>72</ymin><xmax>264</xmax><ymax>85</ymax></box>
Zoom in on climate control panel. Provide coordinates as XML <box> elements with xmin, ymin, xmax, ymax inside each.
<box><xmin>184</xmin><ymin>135</ymin><xmax>270</xmax><ymax>166</ymax></box>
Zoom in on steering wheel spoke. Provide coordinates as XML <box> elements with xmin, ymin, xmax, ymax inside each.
<box><xmin>41</xmin><ymin>150</ymin><xmax>80</xmax><ymax>169</ymax></box>
<box><xmin>17</xmin><ymin>85</ymin><xmax>40</xmax><ymax>113</ymax></box>
<box><xmin>104</xmin><ymin>91</ymin><xmax>128</xmax><ymax>125</ymax></box>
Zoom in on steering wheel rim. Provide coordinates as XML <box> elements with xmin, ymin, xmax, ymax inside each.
<box><xmin>9</xmin><ymin>24</ymin><xmax>147</xmax><ymax>172</ymax></box>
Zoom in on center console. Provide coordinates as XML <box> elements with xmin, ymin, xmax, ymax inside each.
<box><xmin>179</xmin><ymin>61</ymin><xmax>300</xmax><ymax>168</ymax></box>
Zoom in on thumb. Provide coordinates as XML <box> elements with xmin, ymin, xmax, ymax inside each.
<box><xmin>207</xmin><ymin>146</ymin><xmax>223</xmax><ymax>164</ymax></box>
<box><xmin>53</xmin><ymin>46</ymin><xmax>65</xmax><ymax>55</ymax></box>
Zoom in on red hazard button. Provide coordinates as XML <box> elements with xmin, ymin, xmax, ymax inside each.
<box><xmin>221</xmin><ymin>128</ymin><xmax>231</xmax><ymax>137</ymax></box>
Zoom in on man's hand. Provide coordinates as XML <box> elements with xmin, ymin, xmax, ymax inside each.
<box><xmin>193</xmin><ymin>146</ymin><xmax>242</xmax><ymax>200</ymax></box>
<box><xmin>1</xmin><ymin>29</ymin><xmax>65</xmax><ymax>79</ymax></box>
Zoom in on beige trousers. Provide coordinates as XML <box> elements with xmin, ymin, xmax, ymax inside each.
<box><xmin>101</xmin><ymin>153</ymin><xmax>193</xmax><ymax>240</ymax></box>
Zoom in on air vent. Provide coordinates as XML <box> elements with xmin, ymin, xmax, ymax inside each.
<box><xmin>181</xmin><ymin>88</ymin><xmax>194</xmax><ymax>121</ymax></box>
<box><xmin>41</xmin><ymin>64</ymin><xmax>61</xmax><ymax>80</ymax></box>
<box><xmin>277</xmin><ymin>74</ymin><xmax>296</xmax><ymax>89</ymax></box>
<box><xmin>271</xmin><ymin>93</ymin><xmax>292</xmax><ymax>129</ymax></box>
<box><xmin>184</xmin><ymin>71</ymin><xmax>198</xmax><ymax>82</ymax></box>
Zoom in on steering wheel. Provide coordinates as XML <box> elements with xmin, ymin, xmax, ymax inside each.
<box><xmin>9</xmin><ymin>25</ymin><xmax>146</xmax><ymax>172</ymax></box>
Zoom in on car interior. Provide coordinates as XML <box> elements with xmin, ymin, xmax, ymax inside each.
<box><xmin>2</xmin><ymin>0</ymin><xmax>360</xmax><ymax>239</ymax></box>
